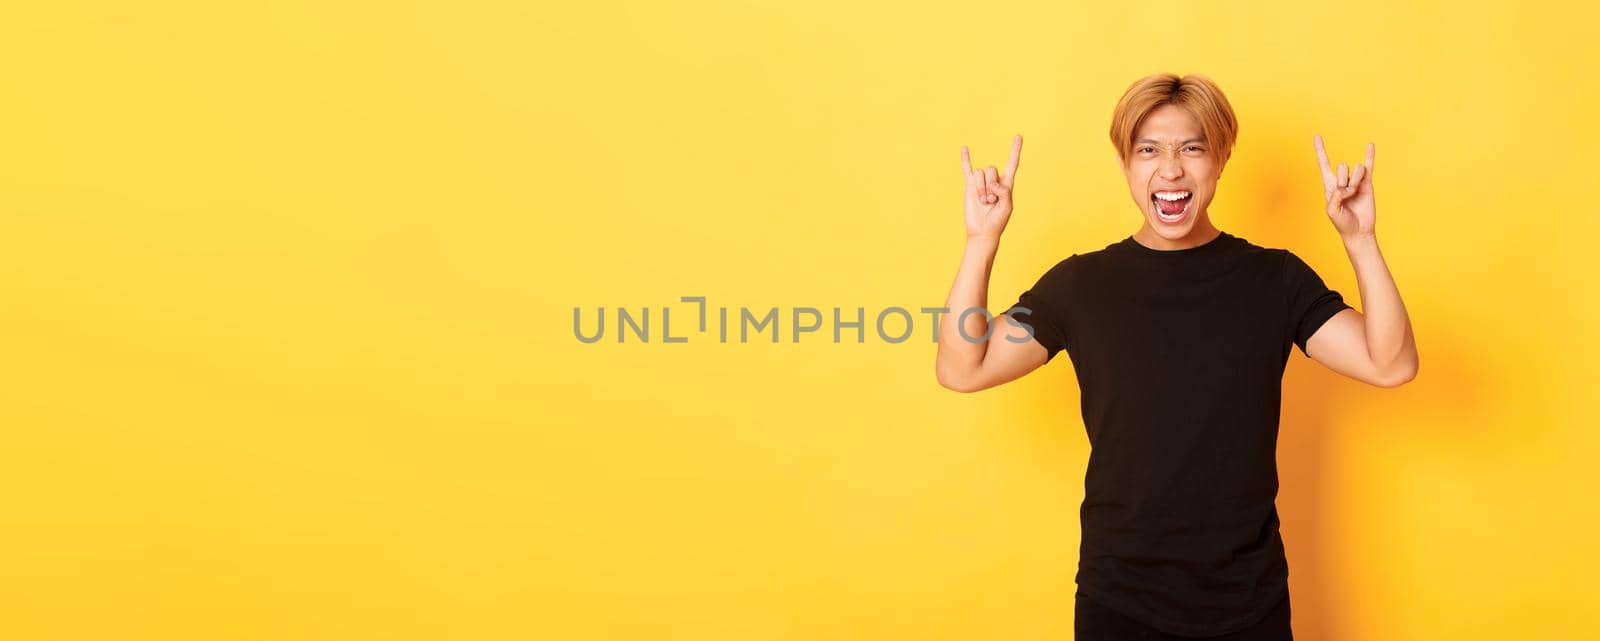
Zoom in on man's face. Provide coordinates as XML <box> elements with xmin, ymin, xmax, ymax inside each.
<box><xmin>1122</xmin><ymin>104</ymin><xmax>1223</xmax><ymax>241</ymax></box>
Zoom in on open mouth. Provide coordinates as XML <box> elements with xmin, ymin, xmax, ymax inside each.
<box><xmin>1150</xmin><ymin>190</ymin><xmax>1192</xmax><ymax>224</ymax></box>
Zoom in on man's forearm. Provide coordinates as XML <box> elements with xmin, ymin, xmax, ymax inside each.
<box><xmin>1342</xmin><ymin>233</ymin><xmax>1418</xmax><ymax>375</ymax></box>
<box><xmin>936</xmin><ymin>237</ymin><xmax>999</xmax><ymax>383</ymax></box>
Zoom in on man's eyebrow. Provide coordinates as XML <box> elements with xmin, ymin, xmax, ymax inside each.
<box><xmin>1136</xmin><ymin>138</ymin><xmax>1207</xmax><ymax>144</ymax></box>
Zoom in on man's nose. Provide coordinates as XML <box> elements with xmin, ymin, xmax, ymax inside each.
<box><xmin>1159</xmin><ymin>154</ymin><xmax>1184</xmax><ymax>179</ymax></box>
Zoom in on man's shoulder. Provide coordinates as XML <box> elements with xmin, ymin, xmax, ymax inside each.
<box><xmin>1227</xmin><ymin>233</ymin><xmax>1292</xmax><ymax>264</ymax></box>
<box><xmin>1035</xmin><ymin>231</ymin><xmax>1289</xmax><ymax>275</ymax></box>
<box><xmin>1054</xmin><ymin>237</ymin><xmax>1126</xmax><ymax>268</ymax></box>
<box><xmin>1229</xmin><ymin>233</ymin><xmax>1287</xmax><ymax>254</ymax></box>
<box><xmin>1229</xmin><ymin>236</ymin><xmax>1321</xmax><ymax>283</ymax></box>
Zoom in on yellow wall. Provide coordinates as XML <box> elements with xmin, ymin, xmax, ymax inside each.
<box><xmin>2</xmin><ymin>1</ymin><xmax>1596</xmax><ymax>639</ymax></box>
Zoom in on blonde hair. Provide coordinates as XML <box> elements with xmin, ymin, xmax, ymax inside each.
<box><xmin>1109</xmin><ymin>73</ymin><xmax>1238</xmax><ymax>167</ymax></box>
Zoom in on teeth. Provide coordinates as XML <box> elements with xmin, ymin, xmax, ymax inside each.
<box><xmin>1154</xmin><ymin>193</ymin><xmax>1188</xmax><ymax>221</ymax></box>
<box><xmin>1154</xmin><ymin>191</ymin><xmax>1190</xmax><ymax>201</ymax></box>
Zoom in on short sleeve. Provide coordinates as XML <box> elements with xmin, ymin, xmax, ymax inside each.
<box><xmin>1282</xmin><ymin>250</ymin><xmax>1353</xmax><ymax>357</ymax></box>
<box><xmin>1003</xmin><ymin>256</ymin><xmax>1076</xmax><ymax>361</ymax></box>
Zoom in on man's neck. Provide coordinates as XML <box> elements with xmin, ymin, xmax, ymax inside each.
<box><xmin>1132</xmin><ymin>218</ymin><xmax>1223</xmax><ymax>251</ymax></box>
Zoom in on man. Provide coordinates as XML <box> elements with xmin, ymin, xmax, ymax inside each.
<box><xmin>933</xmin><ymin>73</ymin><xmax>1419</xmax><ymax>639</ymax></box>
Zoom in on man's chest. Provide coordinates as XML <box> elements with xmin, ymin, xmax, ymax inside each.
<box><xmin>1061</xmin><ymin>268</ymin><xmax>1290</xmax><ymax>385</ymax></box>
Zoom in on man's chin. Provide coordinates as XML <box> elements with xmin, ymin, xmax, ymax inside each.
<box><xmin>1148</xmin><ymin>219</ymin><xmax>1194</xmax><ymax>239</ymax></box>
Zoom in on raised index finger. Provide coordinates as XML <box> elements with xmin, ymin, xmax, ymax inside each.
<box><xmin>1313</xmin><ymin>135</ymin><xmax>1335</xmax><ymax>188</ymax></box>
<box><xmin>961</xmin><ymin>145</ymin><xmax>974</xmax><ymax>176</ymax></box>
<box><xmin>1002</xmin><ymin>135</ymin><xmax>1023</xmax><ymax>187</ymax></box>
<box><xmin>1365</xmin><ymin>142</ymin><xmax>1375</xmax><ymax>174</ymax></box>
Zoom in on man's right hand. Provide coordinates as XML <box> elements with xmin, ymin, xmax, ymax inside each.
<box><xmin>937</xmin><ymin>133</ymin><xmax>1049</xmax><ymax>393</ymax></box>
<box><xmin>961</xmin><ymin>134</ymin><xmax>1023</xmax><ymax>242</ymax></box>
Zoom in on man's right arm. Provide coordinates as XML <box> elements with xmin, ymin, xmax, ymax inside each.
<box><xmin>936</xmin><ymin>135</ymin><xmax>1049</xmax><ymax>392</ymax></box>
<box><xmin>934</xmin><ymin>237</ymin><xmax>1049</xmax><ymax>393</ymax></box>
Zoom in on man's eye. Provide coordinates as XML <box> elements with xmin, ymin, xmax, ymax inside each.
<box><xmin>1139</xmin><ymin>147</ymin><xmax>1154</xmax><ymax>153</ymax></box>
<box><xmin>1185</xmin><ymin>146</ymin><xmax>1203</xmax><ymax>152</ymax></box>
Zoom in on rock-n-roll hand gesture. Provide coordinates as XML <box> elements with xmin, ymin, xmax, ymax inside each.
<box><xmin>1314</xmin><ymin>135</ymin><xmax>1377</xmax><ymax>240</ymax></box>
<box><xmin>961</xmin><ymin>135</ymin><xmax>1023</xmax><ymax>242</ymax></box>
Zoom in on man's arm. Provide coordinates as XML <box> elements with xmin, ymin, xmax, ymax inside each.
<box><xmin>934</xmin><ymin>135</ymin><xmax>1050</xmax><ymax>393</ymax></box>
<box><xmin>1306</xmin><ymin>136</ymin><xmax>1419</xmax><ymax>388</ymax></box>
<box><xmin>1305</xmin><ymin>234</ymin><xmax>1418</xmax><ymax>387</ymax></box>
<box><xmin>935</xmin><ymin>237</ymin><xmax>1048</xmax><ymax>393</ymax></box>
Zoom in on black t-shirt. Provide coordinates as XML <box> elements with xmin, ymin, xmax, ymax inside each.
<box><xmin>1005</xmin><ymin>230</ymin><xmax>1351</xmax><ymax>637</ymax></box>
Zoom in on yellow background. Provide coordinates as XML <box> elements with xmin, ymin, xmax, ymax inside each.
<box><xmin>3</xmin><ymin>1</ymin><xmax>1597</xmax><ymax>639</ymax></box>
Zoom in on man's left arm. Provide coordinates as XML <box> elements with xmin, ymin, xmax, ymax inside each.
<box><xmin>1304</xmin><ymin>135</ymin><xmax>1419</xmax><ymax>388</ymax></box>
<box><xmin>1306</xmin><ymin>234</ymin><xmax>1419</xmax><ymax>387</ymax></box>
